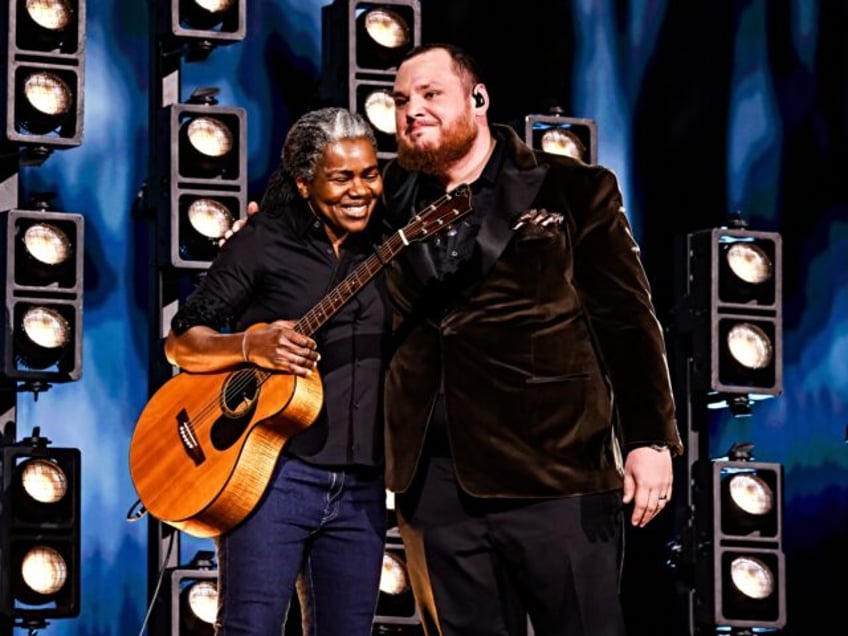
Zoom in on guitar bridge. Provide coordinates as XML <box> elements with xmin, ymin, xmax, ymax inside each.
<box><xmin>177</xmin><ymin>408</ymin><xmax>206</xmax><ymax>466</ymax></box>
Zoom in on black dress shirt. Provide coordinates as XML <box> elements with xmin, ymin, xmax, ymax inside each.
<box><xmin>413</xmin><ymin>132</ymin><xmax>506</xmax><ymax>457</ymax></box>
<box><xmin>171</xmin><ymin>198</ymin><xmax>390</xmax><ymax>468</ymax></box>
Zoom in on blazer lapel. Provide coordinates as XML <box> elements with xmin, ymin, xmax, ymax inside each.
<box><xmin>476</xmin><ymin>159</ymin><xmax>548</xmax><ymax>278</ymax></box>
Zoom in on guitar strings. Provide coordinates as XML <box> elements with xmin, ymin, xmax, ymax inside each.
<box><xmin>185</xmin><ymin>368</ymin><xmax>272</xmax><ymax>429</ymax></box>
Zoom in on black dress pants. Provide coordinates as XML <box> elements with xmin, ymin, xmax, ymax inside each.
<box><xmin>396</xmin><ymin>454</ymin><xmax>627</xmax><ymax>636</ymax></box>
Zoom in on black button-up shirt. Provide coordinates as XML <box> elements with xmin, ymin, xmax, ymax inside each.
<box><xmin>411</xmin><ymin>131</ymin><xmax>507</xmax><ymax>456</ymax></box>
<box><xmin>171</xmin><ymin>199</ymin><xmax>390</xmax><ymax>468</ymax></box>
<box><xmin>413</xmin><ymin>130</ymin><xmax>504</xmax><ymax>279</ymax></box>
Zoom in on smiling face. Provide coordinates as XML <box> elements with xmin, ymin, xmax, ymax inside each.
<box><xmin>392</xmin><ymin>48</ymin><xmax>479</xmax><ymax>175</ymax></box>
<box><xmin>296</xmin><ymin>137</ymin><xmax>383</xmax><ymax>245</ymax></box>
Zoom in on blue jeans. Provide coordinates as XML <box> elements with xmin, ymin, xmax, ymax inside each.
<box><xmin>215</xmin><ymin>456</ymin><xmax>387</xmax><ymax>635</ymax></box>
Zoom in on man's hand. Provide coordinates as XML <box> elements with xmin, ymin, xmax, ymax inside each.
<box><xmin>621</xmin><ymin>445</ymin><xmax>673</xmax><ymax>527</ymax></box>
<box><xmin>218</xmin><ymin>200</ymin><xmax>260</xmax><ymax>247</ymax></box>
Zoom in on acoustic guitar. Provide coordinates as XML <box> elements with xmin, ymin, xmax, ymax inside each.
<box><xmin>129</xmin><ymin>184</ymin><xmax>473</xmax><ymax>538</ymax></box>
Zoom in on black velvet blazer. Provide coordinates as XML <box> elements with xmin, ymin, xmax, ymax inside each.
<box><xmin>381</xmin><ymin>124</ymin><xmax>683</xmax><ymax>498</ymax></box>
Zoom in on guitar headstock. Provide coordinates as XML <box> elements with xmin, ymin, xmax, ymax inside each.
<box><xmin>402</xmin><ymin>184</ymin><xmax>473</xmax><ymax>243</ymax></box>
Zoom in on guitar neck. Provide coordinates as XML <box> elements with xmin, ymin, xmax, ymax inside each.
<box><xmin>294</xmin><ymin>232</ymin><xmax>405</xmax><ymax>336</ymax></box>
<box><xmin>292</xmin><ymin>184</ymin><xmax>472</xmax><ymax>337</ymax></box>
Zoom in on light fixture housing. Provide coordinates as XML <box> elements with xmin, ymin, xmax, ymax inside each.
<box><xmin>151</xmin><ymin>0</ymin><xmax>245</xmax><ymax>61</ymax></box>
<box><xmin>3</xmin><ymin>0</ymin><xmax>86</xmax><ymax>155</ymax></box>
<box><xmin>354</xmin><ymin>78</ymin><xmax>396</xmax><ymax>159</ymax></box>
<box><xmin>161</xmin><ymin>552</ymin><xmax>218</xmax><ymax>636</ymax></box>
<box><xmin>692</xmin><ymin>457</ymin><xmax>786</xmax><ymax>630</ymax></box>
<box><xmin>0</xmin><ymin>208</ymin><xmax>84</xmax><ymax>383</ymax></box>
<box><xmin>154</xmin><ymin>99</ymin><xmax>246</xmax><ymax>270</ymax></box>
<box><xmin>0</xmin><ymin>439</ymin><xmax>81</xmax><ymax>620</ymax></box>
<box><xmin>373</xmin><ymin>527</ymin><xmax>420</xmax><ymax>628</ymax></box>
<box><xmin>524</xmin><ymin>113</ymin><xmax>597</xmax><ymax>164</ymax></box>
<box><xmin>681</xmin><ymin>227</ymin><xmax>782</xmax><ymax>407</ymax></box>
<box><xmin>320</xmin><ymin>0</ymin><xmax>420</xmax><ymax>160</ymax></box>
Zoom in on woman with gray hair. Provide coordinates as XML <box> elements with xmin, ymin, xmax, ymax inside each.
<box><xmin>164</xmin><ymin>106</ymin><xmax>388</xmax><ymax>634</ymax></box>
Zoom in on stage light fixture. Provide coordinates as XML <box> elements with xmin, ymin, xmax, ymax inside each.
<box><xmin>682</xmin><ymin>226</ymin><xmax>782</xmax><ymax>409</ymax></box>
<box><xmin>320</xmin><ymin>0</ymin><xmax>420</xmax><ymax>159</ymax></box>
<box><xmin>373</xmin><ymin>527</ymin><xmax>420</xmax><ymax>629</ymax></box>
<box><xmin>691</xmin><ymin>450</ymin><xmax>786</xmax><ymax>630</ymax></box>
<box><xmin>524</xmin><ymin>110</ymin><xmax>597</xmax><ymax>164</ymax></box>
<box><xmin>16</xmin><ymin>0</ymin><xmax>79</xmax><ymax>52</ymax></box>
<box><xmin>0</xmin><ymin>207</ymin><xmax>83</xmax><ymax>385</ymax></box>
<box><xmin>0</xmin><ymin>431</ymin><xmax>81</xmax><ymax>622</ymax></box>
<box><xmin>151</xmin><ymin>0</ymin><xmax>244</xmax><ymax>61</ymax></box>
<box><xmin>3</xmin><ymin>0</ymin><xmax>85</xmax><ymax>159</ymax></box>
<box><xmin>154</xmin><ymin>88</ymin><xmax>246</xmax><ymax>270</ymax></box>
<box><xmin>354</xmin><ymin>5</ymin><xmax>411</xmax><ymax>70</ymax></box>
<box><xmin>164</xmin><ymin>551</ymin><xmax>218</xmax><ymax>636</ymax></box>
<box><xmin>354</xmin><ymin>79</ymin><xmax>397</xmax><ymax>159</ymax></box>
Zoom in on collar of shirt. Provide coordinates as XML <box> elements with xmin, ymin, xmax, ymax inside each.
<box><xmin>290</xmin><ymin>198</ymin><xmax>376</xmax><ymax>255</ymax></box>
<box><xmin>478</xmin><ymin>128</ymin><xmax>506</xmax><ymax>189</ymax></box>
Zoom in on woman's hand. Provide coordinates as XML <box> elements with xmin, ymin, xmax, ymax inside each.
<box><xmin>242</xmin><ymin>320</ymin><xmax>319</xmax><ymax>377</ymax></box>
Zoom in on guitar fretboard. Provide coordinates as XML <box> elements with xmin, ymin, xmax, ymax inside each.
<box><xmin>295</xmin><ymin>232</ymin><xmax>406</xmax><ymax>336</ymax></box>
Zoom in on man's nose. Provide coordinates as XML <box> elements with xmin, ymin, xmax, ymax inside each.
<box><xmin>402</xmin><ymin>95</ymin><xmax>425</xmax><ymax>118</ymax></box>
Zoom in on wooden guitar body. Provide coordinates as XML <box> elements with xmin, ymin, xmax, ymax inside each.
<box><xmin>129</xmin><ymin>366</ymin><xmax>323</xmax><ymax>538</ymax></box>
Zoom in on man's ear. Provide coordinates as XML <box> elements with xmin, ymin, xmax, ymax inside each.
<box><xmin>471</xmin><ymin>83</ymin><xmax>489</xmax><ymax>110</ymax></box>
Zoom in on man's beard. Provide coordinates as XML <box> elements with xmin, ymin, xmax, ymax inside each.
<box><xmin>396</xmin><ymin>114</ymin><xmax>477</xmax><ymax>176</ymax></box>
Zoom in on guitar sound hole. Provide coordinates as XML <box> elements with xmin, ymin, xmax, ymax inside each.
<box><xmin>221</xmin><ymin>369</ymin><xmax>260</xmax><ymax>418</ymax></box>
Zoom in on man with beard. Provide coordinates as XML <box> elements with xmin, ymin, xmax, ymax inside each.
<box><xmin>381</xmin><ymin>43</ymin><xmax>683</xmax><ymax>636</ymax></box>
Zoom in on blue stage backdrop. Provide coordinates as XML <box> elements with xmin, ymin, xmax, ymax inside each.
<box><xmin>7</xmin><ymin>1</ymin><xmax>845</xmax><ymax>635</ymax></box>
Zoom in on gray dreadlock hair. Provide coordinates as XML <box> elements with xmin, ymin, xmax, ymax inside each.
<box><xmin>260</xmin><ymin>107</ymin><xmax>378</xmax><ymax>211</ymax></box>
